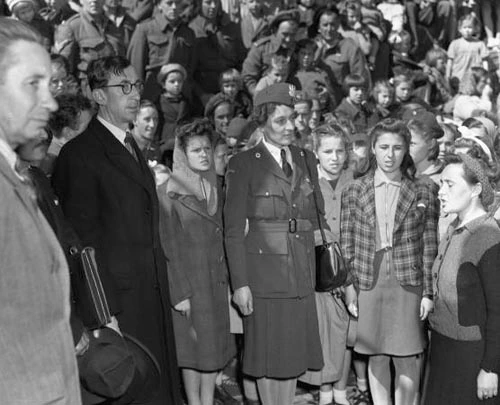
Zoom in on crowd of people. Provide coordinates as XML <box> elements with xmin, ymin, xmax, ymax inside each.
<box><xmin>2</xmin><ymin>0</ymin><xmax>500</xmax><ymax>404</ymax></box>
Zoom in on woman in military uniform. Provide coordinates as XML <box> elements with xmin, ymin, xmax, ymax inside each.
<box><xmin>224</xmin><ymin>83</ymin><xmax>325</xmax><ymax>405</ymax></box>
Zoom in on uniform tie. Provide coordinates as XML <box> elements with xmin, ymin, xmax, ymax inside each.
<box><xmin>124</xmin><ymin>131</ymin><xmax>139</xmax><ymax>163</ymax></box>
<box><xmin>281</xmin><ymin>148</ymin><xmax>293</xmax><ymax>178</ymax></box>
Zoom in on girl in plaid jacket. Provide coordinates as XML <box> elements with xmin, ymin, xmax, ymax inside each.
<box><xmin>340</xmin><ymin>118</ymin><xmax>439</xmax><ymax>405</ymax></box>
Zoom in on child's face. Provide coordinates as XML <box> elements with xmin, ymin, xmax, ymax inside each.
<box><xmin>222</xmin><ymin>81</ymin><xmax>238</xmax><ymax>99</ymax></box>
<box><xmin>269</xmin><ymin>67</ymin><xmax>288</xmax><ymax>83</ymax></box>
<box><xmin>460</xmin><ymin>21</ymin><xmax>476</xmax><ymax>40</ymax></box>
<box><xmin>377</xmin><ymin>88</ymin><xmax>392</xmax><ymax>108</ymax></box>
<box><xmin>346</xmin><ymin>10</ymin><xmax>360</xmax><ymax>27</ymax></box>
<box><xmin>348</xmin><ymin>86</ymin><xmax>365</xmax><ymax>105</ymax></box>
<box><xmin>294</xmin><ymin>101</ymin><xmax>311</xmax><ymax>133</ymax></box>
<box><xmin>395</xmin><ymin>81</ymin><xmax>411</xmax><ymax>102</ymax></box>
<box><xmin>164</xmin><ymin>71</ymin><xmax>184</xmax><ymax>96</ymax></box>
<box><xmin>14</xmin><ymin>2</ymin><xmax>35</xmax><ymax>22</ymax></box>
<box><xmin>298</xmin><ymin>47</ymin><xmax>315</xmax><ymax>70</ymax></box>
<box><xmin>246</xmin><ymin>0</ymin><xmax>260</xmax><ymax>15</ymax></box>
<box><xmin>435</xmin><ymin>57</ymin><xmax>446</xmax><ymax>73</ymax></box>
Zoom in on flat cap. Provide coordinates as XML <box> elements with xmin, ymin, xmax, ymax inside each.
<box><xmin>254</xmin><ymin>83</ymin><xmax>297</xmax><ymax>107</ymax></box>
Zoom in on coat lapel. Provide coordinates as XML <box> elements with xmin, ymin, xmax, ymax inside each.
<box><xmin>91</xmin><ymin>119</ymin><xmax>155</xmax><ymax>194</ymax></box>
<box><xmin>393</xmin><ymin>177</ymin><xmax>416</xmax><ymax>233</ymax></box>
<box><xmin>360</xmin><ymin>173</ymin><xmax>377</xmax><ymax>228</ymax></box>
<box><xmin>290</xmin><ymin>147</ymin><xmax>305</xmax><ymax>192</ymax></box>
<box><xmin>176</xmin><ymin>194</ymin><xmax>222</xmax><ymax>228</ymax></box>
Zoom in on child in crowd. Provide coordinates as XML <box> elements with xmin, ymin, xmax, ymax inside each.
<box><xmin>392</xmin><ymin>73</ymin><xmax>428</xmax><ymax>112</ymax></box>
<box><xmin>422</xmin><ymin>48</ymin><xmax>453</xmax><ymax>109</ymax></box>
<box><xmin>340</xmin><ymin>1</ymin><xmax>376</xmax><ymax>69</ymax></box>
<box><xmin>446</xmin><ymin>13</ymin><xmax>489</xmax><ymax>83</ymax></box>
<box><xmin>157</xmin><ymin>63</ymin><xmax>192</xmax><ymax>151</ymax></box>
<box><xmin>290</xmin><ymin>39</ymin><xmax>335</xmax><ymax>107</ymax></box>
<box><xmin>369</xmin><ymin>80</ymin><xmax>394</xmax><ymax>125</ymax></box>
<box><xmin>294</xmin><ymin>92</ymin><xmax>313</xmax><ymax>148</ymax></box>
<box><xmin>335</xmin><ymin>74</ymin><xmax>370</xmax><ymax>133</ymax></box>
<box><xmin>7</xmin><ymin>0</ymin><xmax>53</xmax><ymax>49</ymax></box>
<box><xmin>254</xmin><ymin>53</ymin><xmax>290</xmax><ymax>94</ymax></box>
<box><xmin>219</xmin><ymin>69</ymin><xmax>253</xmax><ymax>118</ymax></box>
<box><xmin>240</xmin><ymin>0</ymin><xmax>269</xmax><ymax>49</ymax></box>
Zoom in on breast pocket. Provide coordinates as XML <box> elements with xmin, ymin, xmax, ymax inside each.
<box><xmin>147</xmin><ymin>34</ymin><xmax>170</xmax><ymax>63</ymax></box>
<box><xmin>246</xmin><ymin>231</ymin><xmax>290</xmax><ymax>295</ymax></box>
<box><xmin>80</xmin><ymin>37</ymin><xmax>114</xmax><ymax>60</ymax></box>
<box><xmin>250</xmin><ymin>181</ymin><xmax>287</xmax><ymax>218</ymax></box>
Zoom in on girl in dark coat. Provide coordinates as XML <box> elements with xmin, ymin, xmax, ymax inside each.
<box><xmin>158</xmin><ymin>119</ymin><xmax>236</xmax><ymax>405</ymax></box>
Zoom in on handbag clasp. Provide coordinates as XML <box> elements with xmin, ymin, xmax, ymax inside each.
<box><xmin>288</xmin><ymin>218</ymin><xmax>297</xmax><ymax>233</ymax></box>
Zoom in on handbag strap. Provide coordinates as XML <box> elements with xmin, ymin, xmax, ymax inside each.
<box><xmin>301</xmin><ymin>149</ymin><xmax>328</xmax><ymax>246</ymax></box>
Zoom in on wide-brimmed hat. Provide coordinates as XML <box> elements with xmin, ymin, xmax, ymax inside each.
<box><xmin>80</xmin><ymin>329</ymin><xmax>161</xmax><ymax>405</ymax></box>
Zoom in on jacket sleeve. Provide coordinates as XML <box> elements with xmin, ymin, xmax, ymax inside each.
<box><xmin>54</xmin><ymin>21</ymin><xmax>78</xmax><ymax>76</ymax></box>
<box><xmin>52</xmin><ymin>146</ymin><xmax>122</xmax><ymax>318</ymax></box>
<box><xmin>127</xmin><ymin>23</ymin><xmax>148</xmax><ymax>80</ymax></box>
<box><xmin>340</xmin><ymin>185</ymin><xmax>357</xmax><ymax>286</ymax></box>
<box><xmin>242</xmin><ymin>44</ymin><xmax>263</xmax><ymax>95</ymax></box>
<box><xmin>421</xmin><ymin>182</ymin><xmax>439</xmax><ymax>298</ymax></box>
<box><xmin>478</xmin><ymin>242</ymin><xmax>500</xmax><ymax>373</ymax></box>
<box><xmin>157</xmin><ymin>187</ymin><xmax>193</xmax><ymax>307</ymax></box>
<box><xmin>224</xmin><ymin>155</ymin><xmax>251</xmax><ymax>291</ymax></box>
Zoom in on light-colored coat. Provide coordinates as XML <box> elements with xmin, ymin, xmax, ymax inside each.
<box><xmin>0</xmin><ymin>155</ymin><xmax>80</xmax><ymax>404</ymax></box>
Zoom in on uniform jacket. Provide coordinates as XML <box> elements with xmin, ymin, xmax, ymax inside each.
<box><xmin>224</xmin><ymin>142</ymin><xmax>328</xmax><ymax>299</ymax></box>
<box><xmin>55</xmin><ymin>10</ymin><xmax>136</xmax><ymax>77</ymax></box>
<box><xmin>240</xmin><ymin>12</ymin><xmax>269</xmax><ymax>49</ymax></box>
<box><xmin>52</xmin><ymin>118</ymin><xmax>183</xmax><ymax>404</ymax></box>
<box><xmin>189</xmin><ymin>13</ymin><xmax>246</xmax><ymax>95</ymax></box>
<box><xmin>0</xmin><ymin>155</ymin><xmax>81</xmax><ymax>404</ymax></box>
<box><xmin>334</xmin><ymin>97</ymin><xmax>370</xmax><ymax>133</ymax></box>
<box><xmin>241</xmin><ymin>34</ymin><xmax>297</xmax><ymax>94</ymax></box>
<box><xmin>340</xmin><ymin>170</ymin><xmax>439</xmax><ymax>296</ymax></box>
<box><xmin>122</xmin><ymin>0</ymin><xmax>153</xmax><ymax>22</ymax></box>
<box><xmin>127</xmin><ymin>13</ymin><xmax>196</xmax><ymax>82</ymax></box>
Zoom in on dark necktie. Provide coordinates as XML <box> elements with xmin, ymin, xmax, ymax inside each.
<box><xmin>281</xmin><ymin>148</ymin><xmax>293</xmax><ymax>178</ymax></box>
<box><xmin>124</xmin><ymin>131</ymin><xmax>139</xmax><ymax>163</ymax></box>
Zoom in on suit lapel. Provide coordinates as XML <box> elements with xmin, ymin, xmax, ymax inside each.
<box><xmin>393</xmin><ymin>177</ymin><xmax>416</xmax><ymax>233</ymax></box>
<box><xmin>91</xmin><ymin>119</ymin><xmax>155</xmax><ymax>194</ymax></box>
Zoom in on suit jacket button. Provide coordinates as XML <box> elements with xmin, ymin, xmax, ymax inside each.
<box><xmin>265</xmin><ymin>192</ymin><xmax>270</xmax><ymax>196</ymax></box>
<box><xmin>258</xmin><ymin>249</ymin><xmax>263</xmax><ymax>254</ymax></box>
<box><xmin>295</xmin><ymin>234</ymin><xmax>300</xmax><ymax>239</ymax></box>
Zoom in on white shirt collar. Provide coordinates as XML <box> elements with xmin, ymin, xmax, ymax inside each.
<box><xmin>97</xmin><ymin>115</ymin><xmax>128</xmax><ymax>146</ymax></box>
<box><xmin>262</xmin><ymin>137</ymin><xmax>291</xmax><ymax>169</ymax></box>
<box><xmin>0</xmin><ymin>137</ymin><xmax>19</xmax><ymax>175</ymax></box>
<box><xmin>374</xmin><ymin>167</ymin><xmax>402</xmax><ymax>187</ymax></box>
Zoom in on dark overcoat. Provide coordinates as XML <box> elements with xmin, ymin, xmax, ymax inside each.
<box><xmin>52</xmin><ymin>118</ymin><xmax>182</xmax><ymax>405</ymax></box>
<box><xmin>158</xmin><ymin>179</ymin><xmax>235</xmax><ymax>370</ymax></box>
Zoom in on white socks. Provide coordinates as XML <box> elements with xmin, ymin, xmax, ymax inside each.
<box><xmin>332</xmin><ymin>388</ymin><xmax>349</xmax><ymax>405</ymax></box>
<box><xmin>319</xmin><ymin>389</ymin><xmax>334</xmax><ymax>405</ymax></box>
<box><xmin>357</xmin><ymin>377</ymin><xmax>368</xmax><ymax>392</ymax></box>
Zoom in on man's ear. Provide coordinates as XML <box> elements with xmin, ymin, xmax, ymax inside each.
<box><xmin>92</xmin><ymin>88</ymin><xmax>106</xmax><ymax>106</ymax></box>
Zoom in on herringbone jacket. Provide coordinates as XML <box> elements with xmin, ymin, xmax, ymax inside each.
<box><xmin>340</xmin><ymin>170</ymin><xmax>439</xmax><ymax>297</ymax></box>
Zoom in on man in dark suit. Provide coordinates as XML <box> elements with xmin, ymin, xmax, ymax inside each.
<box><xmin>52</xmin><ymin>55</ymin><xmax>183</xmax><ymax>405</ymax></box>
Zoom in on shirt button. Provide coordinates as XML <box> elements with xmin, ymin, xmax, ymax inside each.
<box><xmin>258</xmin><ymin>249</ymin><xmax>263</xmax><ymax>254</ymax></box>
<box><xmin>216</xmin><ymin>227</ymin><xmax>221</xmax><ymax>233</ymax></box>
<box><xmin>295</xmin><ymin>234</ymin><xmax>300</xmax><ymax>239</ymax></box>
<box><xmin>433</xmin><ymin>273</ymin><xmax>438</xmax><ymax>279</ymax></box>
<box><xmin>292</xmin><ymin>203</ymin><xmax>297</xmax><ymax>208</ymax></box>
<box><xmin>265</xmin><ymin>192</ymin><xmax>270</xmax><ymax>196</ymax></box>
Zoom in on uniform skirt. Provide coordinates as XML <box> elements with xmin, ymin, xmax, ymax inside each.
<box><xmin>423</xmin><ymin>331</ymin><xmax>500</xmax><ymax>405</ymax></box>
<box><xmin>243</xmin><ymin>294</ymin><xmax>323</xmax><ymax>379</ymax></box>
<box><xmin>355</xmin><ymin>249</ymin><xmax>425</xmax><ymax>356</ymax></box>
<box><xmin>300</xmin><ymin>291</ymin><xmax>349</xmax><ymax>385</ymax></box>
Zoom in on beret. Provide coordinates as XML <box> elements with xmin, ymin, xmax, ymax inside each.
<box><xmin>254</xmin><ymin>83</ymin><xmax>297</xmax><ymax>107</ymax></box>
<box><xmin>157</xmin><ymin>63</ymin><xmax>187</xmax><ymax>85</ymax></box>
<box><xmin>404</xmin><ymin>109</ymin><xmax>444</xmax><ymax>138</ymax></box>
<box><xmin>7</xmin><ymin>0</ymin><xmax>34</xmax><ymax>11</ymax></box>
<box><xmin>204</xmin><ymin>93</ymin><xmax>233</xmax><ymax>118</ymax></box>
<box><xmin>269</xmin><ymin>9</ymin><xmax>300</xmax><ymax>30</ymax></box>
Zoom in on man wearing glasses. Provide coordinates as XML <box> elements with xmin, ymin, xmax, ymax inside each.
<box><xmin>52</xmin><ymin>55</ymin><xmax>183</xmax><ymax>405</ymax></box>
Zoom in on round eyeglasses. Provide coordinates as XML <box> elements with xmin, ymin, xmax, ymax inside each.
<box><xmin>101</xmin><ymin>80</ymin><xmax>144</xmax><ymax>95</ymax></box>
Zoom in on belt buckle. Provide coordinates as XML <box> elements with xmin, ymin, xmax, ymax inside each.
<box><xmin>289</xmin><ymin>218</ymin><xmax>297</xmax><ymax>233</ymax></box>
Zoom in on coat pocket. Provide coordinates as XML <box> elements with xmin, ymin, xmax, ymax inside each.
<box><xmin>245</xmin><ymin>231</ymin><xmax>290</xmax><ymax>295</ymax></box>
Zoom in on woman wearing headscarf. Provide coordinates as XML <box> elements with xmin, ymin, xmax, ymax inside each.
<box><xmin>158</xmin><ymin>118</ymin><xmax>236</xmax><ymax>405</ymax></box>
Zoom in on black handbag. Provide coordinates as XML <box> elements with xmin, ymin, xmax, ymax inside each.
<box><xmin>302</xmin><ymin>150</ymin><xmax>348</xmax><ymax>292</ymax></box>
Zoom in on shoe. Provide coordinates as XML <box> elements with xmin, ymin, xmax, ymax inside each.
<box><xmin>214</xmin><ymin>383</ymin><xmax>240</xmax><ymax>405</ymax></box>
<box><xmin>349</xmin><ymin>388</ymin><xmax>372</xmax><ymax>405</ymax></box>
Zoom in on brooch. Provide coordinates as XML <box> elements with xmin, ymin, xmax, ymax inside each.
<box><xmin>255</xmin><ymin>152</ymin><xmax>261</xmax><ymax>158</ymax></box>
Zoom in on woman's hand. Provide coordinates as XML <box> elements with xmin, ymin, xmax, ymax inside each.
<box><xmin>233</xmin><ymin>286</ymin><xmax>253</xmax><ymax>316</ymax></box>
<box><xmin>477</xmin><ymin>369</ymin><xmax>498</xmax><ymax>400</ymax></box>
<box><xmin>420</xmin><ymin>297</ymin><xmax>434</xmax><ymax>320</ymax></box>
<box><xmin>174</xmin><ymin>299</ymin><xmax>191</xmax><ymax>317</ymax></box>
<box><xmin>344</xmin><ymin>284</ymin><xmax>358</xmax><ymax>318</ymax></box>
